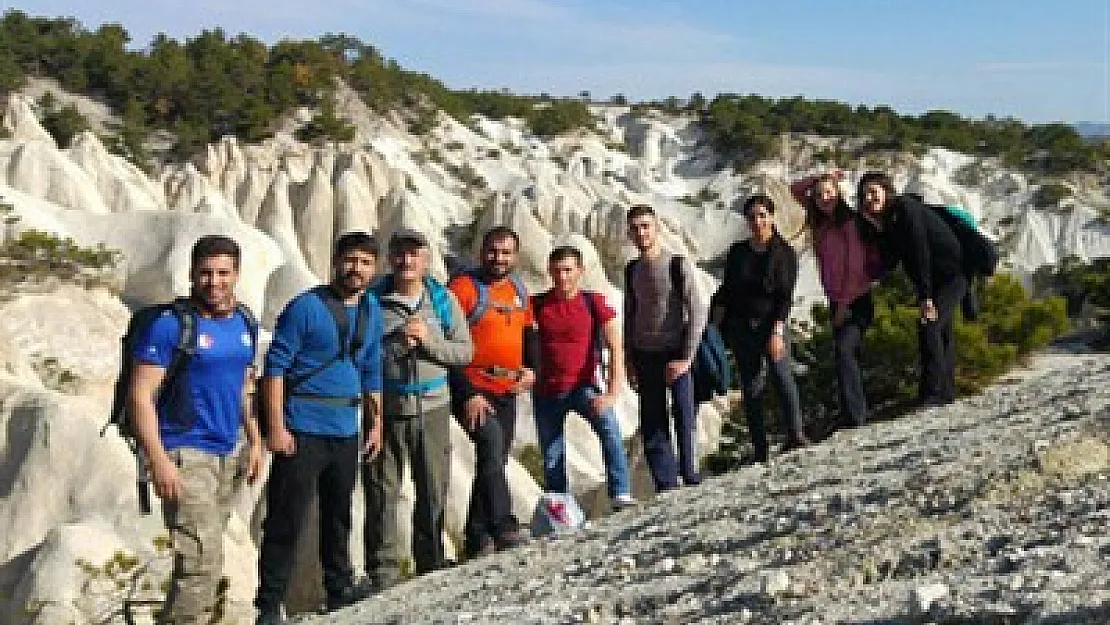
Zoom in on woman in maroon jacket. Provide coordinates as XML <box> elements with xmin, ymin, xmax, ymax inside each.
<box><xmin>792</xmin><ymin>172</ymin><xmax>882</xmax><ymax>427</ymax></box>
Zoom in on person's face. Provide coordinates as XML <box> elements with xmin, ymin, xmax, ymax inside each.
<box><xmin>746</xmin><ymin>204</ymin><xmax>775</xmax><ymax>243</ymax></box>
<box><xmin>334</xmin><ymin>248</ymin><xmax>377</xmax><ymax>295</ymax></box>
<box><xmin>191</xmin><ymin>254</ymin><xmax>238</xmax><ymax>314</ymax></box>
<box><xmin>548</xmin><ymin>257</ymin><xmax>583</xmax><ymax>295</ymax></box>
<box><xmin>815</xmin><ymin>179</ymin><xmax>839</xmax><ymax>214</ymax></box>
<box><xmin>627</xmin><ymin>215</ymin><xmax>658</xmax><ymax>252</ymax></box>
<box><xmin>862</xmin><ymin>183</ymin><xmax>888</xmax><ymax>215</ymax></box>
<box><xmin>481</xmin><ymin>235</ymin><xmax>518</xmax><ymax>278</ymax></box>
<box><xmin>389</xmin><ymin>244</ymin><xmax>428</xmax><ymax>282</ymax></box>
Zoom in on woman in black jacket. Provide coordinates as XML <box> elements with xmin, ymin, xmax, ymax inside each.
<box><xmin>711</xmin><ymin>194</ymin><xmax>808</xmax><ymax>462</ymax></box>
<box><xmin>857</xmin><ymin>171</ymin><xmax>965</xmax><ymax>407</ymax></box>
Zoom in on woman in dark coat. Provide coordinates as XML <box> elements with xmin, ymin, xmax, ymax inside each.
<box><xmin>711</xmin><ymin>193</ymin><xmax>808</xmax><ymax>462</ymax></box>
<box><xmin>856</xmin><ymin>171</ymin><xmax>965</xmax><ymax>407</ymax></box>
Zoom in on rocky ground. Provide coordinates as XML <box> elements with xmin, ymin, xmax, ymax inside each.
<box><xmin>312</xmin><ymin>351</ymin><xmax>1110</xmax><ymax>625</ymax></box>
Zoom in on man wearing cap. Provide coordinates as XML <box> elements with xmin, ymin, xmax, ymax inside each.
<box><xmin>447</xmin><ymin>226</ymin><xmax>537</xmax><ymax>557</ymax></box>
<box><xmin>363</xmin><ymin>229</ymin><xmax>472</xmax><ymax>590</ymax></box>
<box><xmin>255</xmin><ymin>232</ymin><xmax>384</xmax><ymax>623</ymax></box>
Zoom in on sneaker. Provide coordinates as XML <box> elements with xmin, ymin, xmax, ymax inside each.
<box><xmin>682</xmin><ymin>473</ymin><xmax>703</xmax><ymax>487</ymax></box>
<box><xmin>326</xmin><ymin>579</ymin><xmax>374</xmax><ymax>612</ymax></box>
<box><xmin>780</xmin><ymin>435</ymin><xmax>811</xmax><ymax>454</ymax></box>
<box><xmin>494</xmin><ymin>526</ymin><xmax>531</xmax><ymax>551</ymax></box>
<box><xmin>611</xmin><ymin>493</ymin><xmax>638</xmax><ymax>510</ymax></box>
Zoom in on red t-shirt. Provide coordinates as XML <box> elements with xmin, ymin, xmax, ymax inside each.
<box><xmin>533</xmin><ymin>290</ymin><xmax>616</xmax><ymax>397</ymax></box>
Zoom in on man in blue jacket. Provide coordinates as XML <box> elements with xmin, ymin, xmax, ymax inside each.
<box><xmin>255</xmin><ymin>232</ymin><xmax>384</xmax><ymax>623</ymax></box>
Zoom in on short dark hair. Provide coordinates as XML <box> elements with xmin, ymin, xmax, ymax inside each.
<box><xmin>548</xmin><ymin>246</ymin><xmax>583</xmax><ymax>266</ymax></box>
<box><xmin>742</xmin><ymin>193</ymin><xmax>776</xmax><ymax>217</ymax></box>
<box><xmin>481</xmin><ymin>226</ymin><xmax>519</xmax><ymax>251</ymax></box>
<box><xmin>626</xmin><ymin>204</ymin><xmax>656</xmax><ymax>222</ymax></box>
<box><xmin>334</xmin><ymin>231</ymin><xmax>379</xmax><ymax>259</ymax></box>
<box><xmin>191</xmin><ymin>235</ymin><xmax>240</xmax><ymax>271</ymax></box>
<box><xmin>857</xmin><ymin>171</ymin><xmax>896</xmax><ymax>209</ymax></box>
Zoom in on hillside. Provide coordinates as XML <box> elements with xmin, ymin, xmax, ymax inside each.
<box><xmin>318</xmin><ymin>350</ymin><xmax>1110</xmax><ymax>624</ymax></box>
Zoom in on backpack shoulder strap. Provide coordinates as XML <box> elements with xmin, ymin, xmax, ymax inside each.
<box><xmin>287</xmin><ymin>286</ymin><xmax>352</xmax><ymax>392</ymax></box>
<box><xmin>623</xmin><ymin>259</ymin><xmax>640</xmax><ymax>316</ymax></box>
<box><xmin>509</xmin><ymin>274</ymin><xmax>529</xmax><ymax>309</ymax></box>
<box><xmin>669</xmin><ymin>255</ymin><xmax>686</xmax><ymax>300</ymax></box>
<box><xmin>424</xmin><ymin>276</ymin><xmax>455</xmax><ymax>335</ymax></box>
<box><xmin>234</xmin><ymin>302</ymin><xmax>260</xmax><ymax>362</ymax></box>
<box><xmin>463</xmin><ymin>270</ymin><xmax>489</xmax><ymax>326</ymax></box>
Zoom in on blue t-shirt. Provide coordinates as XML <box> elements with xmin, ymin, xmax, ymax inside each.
<box><xmin>133</xmin><ymin>309</ymin><xmax>255</xmax><ymax>456</ymax></box>
<box><xmin>264</xmin><ymin>289</ymin><xmax>383</xmax><ymax>437</ymax></box>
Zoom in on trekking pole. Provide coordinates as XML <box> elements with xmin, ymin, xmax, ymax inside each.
<box><xmin>133</xmin><ymin>442</ymin><xmax>152</xmax><ymax>516</ymax></box>
<box><xmin>410</xmin><ymin>347</ymin><xmax>444</xmax><ymax>570</ymax></box>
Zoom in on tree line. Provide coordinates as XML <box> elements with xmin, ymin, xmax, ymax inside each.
<box><xmin>0</xmin><ymin>10</ymin><xmax>1105</xmax><ymax>176</ymax></box>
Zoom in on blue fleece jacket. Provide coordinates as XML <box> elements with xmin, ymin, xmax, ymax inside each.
<box><xmin>264</xmin><ymin>288</ymin><xmax>384</xmax><ymax>437</ymax></box>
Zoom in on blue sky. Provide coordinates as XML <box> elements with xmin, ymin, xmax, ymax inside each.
<box><xmin>9</xmin><ymin>0</ymin><xmax>1109</xmax><ymax>123</ymax></box>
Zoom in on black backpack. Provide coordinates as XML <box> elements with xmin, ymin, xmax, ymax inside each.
<box><xmin>102</xmin><ymin>297</ymin><xmax>259</xmax><ymax>514</ymax></box>
<box><xmin>906</xmin><ymin>193</ymin><xmax>999</xmax><ymax>278</ymax></box>
<box><xmin>624</xmin><ymin>256</ymin><xmax>733</xmax><ymax>404</ymax></box>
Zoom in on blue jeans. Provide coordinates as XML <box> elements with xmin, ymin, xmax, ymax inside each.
<box><xmin>534</xmin><ymin>385</ymin><xmax>632</xmax><ymax>497</ymax></box>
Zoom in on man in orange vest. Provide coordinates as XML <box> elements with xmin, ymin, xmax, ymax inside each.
<box><xmin>448</xmin><ymin>226</ymin><xmax>537</xmax><ymax>557</ymax></box>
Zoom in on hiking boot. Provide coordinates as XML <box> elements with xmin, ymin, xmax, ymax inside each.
<box><xmin>467</xmin><ymin>535</ymin><xmax>498</xmax><ymax>559</ymax></box>
<box><xmin>494</xmin><ymin>526</ymin><xmax>531</xmax><ymax>551</ymax></box>
<box><xmin>255</xmin><ymin>608</ymin><xmax>285</xmax><ymax>625</ymax></box>
<box><xmin>682</xmin><ymin>472</ymin><xmax>703</xmax><ymax>487</ymax></box>
<box><xmin>326</xmin><ymin>579</ymin><xmax>374</xmax><ymax>612</ymax></box>
<box><xmin>611</xmin><ymin>493</ymin><xmax>638</xmax><ymax>510</ymax></box>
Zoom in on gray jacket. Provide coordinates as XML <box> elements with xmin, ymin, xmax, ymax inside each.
<box><xmin>378</xmin><ymin>282</ymin><xmax>473</xmax><ymax>417</ymax></box>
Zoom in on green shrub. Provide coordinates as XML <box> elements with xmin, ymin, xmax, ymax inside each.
<box><xmin>1032</xmin><ymin>182</ymin><xmax>1072</xmax><ymax>209</ymax></box>
<box><xmin>36</xmin><ymin>92</ymin><xmax>90</xmax><ymax>147</ymax></box>
<box><xmin>515</xmin><ymin>443</ymin><xmax>545</xmax><ymax>487</ymax></box>
<box><xmin>706</xmin><ymin>271</ymin><xmax>1069</xmax><ymax>473</ymax></box>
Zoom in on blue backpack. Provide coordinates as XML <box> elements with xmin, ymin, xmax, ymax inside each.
<box><xmin>370</xmin><ymin>274</ymin><xmax>455</xmax><ymax>334</ymax></box>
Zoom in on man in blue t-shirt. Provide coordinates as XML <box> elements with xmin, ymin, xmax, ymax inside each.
<box><xmin>130</xmin><ymin>235</ymin><xmax>262</xmax><ymax>625</ymax></box>
<box><xmin>255</xmin><ymin>232</ymin><xmax>384</xmax><ymax>623</ymax></box>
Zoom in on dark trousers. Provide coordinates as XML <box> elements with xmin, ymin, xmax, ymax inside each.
<box><xmin>833</xmin><ymin>293</ymin><xmax>874</xmax><ymax>427</ymax></box>
<box><xmin>630</xmin><ymin>349</ymin><xmax>699</xmax><ymax>491</ymax></box>
<box><xmin>256</xmin><ymin>433</ymin><xmax>358</xmax><ymax>612</ymax></box>
<box><xmin>732</xmin><ymin>324</ymin><xmax>805</xmax><ymax>461</ymax></box>
<box><xmin>362</xmin><ymin>406</ymin><xmax>451</xmax><ymax>587</ymax></box>
<box><xmin>919</xmin><ymin>274</ymin><xmax>967</xmax><ymax>404</ymax></box>
<box><xmin>457</xmin><ymin>391</ymin><xmax>518</xmax><ymax>552</ymax></box>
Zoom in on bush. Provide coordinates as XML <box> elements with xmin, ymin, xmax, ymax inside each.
<box><xmin>36</xmin><ymin>91</ymin><xmax>90</xmax><ymax>147</ymax></box>
<box><xmin>706</xmin><ymin>271</ymin><xmax>1068</xmax><ymax>473</ymax></box>
<box><xmin>1032</xmin><ymin>182</ymin><xmax>1072</xmax><ymax>209</ymax></box>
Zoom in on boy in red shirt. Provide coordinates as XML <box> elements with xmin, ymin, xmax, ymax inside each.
<box><xmin>533</xmin><ymin>246</ymin><xmax>635</xmax><ymax>509</ymax></box>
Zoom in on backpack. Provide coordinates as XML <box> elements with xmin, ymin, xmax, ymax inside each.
<box><xmin>624</xmin><ymin>256</ymin><xmax>733</xmax><ymax>404</ymax></box>
<box><xmin>459</xmin><ymin>269</ymin><xmax>529</xmax><ymax>326</ymax></box>
<box><xmin>531</xmin><ymin>491</ymin><xmax>586</xmax><ymax>536</ymax></box>
<box><xmin>102</xmin><ymin>297</ymin><xmax>259</xmax><ymax>514</ymax></box>
<box><xmin>906</xmin><ymin>194</ymin><xmax>999</xmax><ymax>278</ymax></box>
<box><xmin>281</xmin><ymin>285</ymin><xmax>376</xmax><ymax>408</ymax></box>
<box><xmin>535</xmin><ymin>289</ymin><xmax>609</xmax><ymax>382</ymax></box>
<box><xmin>371</xmin><ymin>274</ymin><xmax>455</xmax><ymax>334</ymax></box>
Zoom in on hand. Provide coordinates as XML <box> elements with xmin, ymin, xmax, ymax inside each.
<box><xmin>664</xmin><ymin>359</ymin><xmax>691</xmax><ymax>385</ymax></box>
<box><xmin>463</xmin><ymin>395</ymin><xmax>494</xmax><ymax>432</ymax></box>
<box><xmin>362</xmin><ymin>420</ymin><xmax>382</xmax><ymax>460</ymax></box>
<box><xmin>268</xmin><ymin>426</ymin><xmax>296</xmax><ymax>456</ymax></box>
<box><xmin>404</xmin><ymin>316</ymin><xmax>429</xmax><ymax>347</ymax></box>
<box><xmin>244</xmin><ymin>441</ymin><xmax>264</xmax><ymax>485</ymax></box>
<box><xmin>150</xmin><ymin>453</ymin><xmax>184</xmax><ymax>501</ymax></box>
<box><xmin>921</xmin><ymin>299</ymin><xmax>938</xmax><ymax>322</ymax></box>
<box><xmin>831</xmin><ymin>305</ymin><xmax>848</xmax><ymax>328</ymax></box>
<box><xmin>510</xmin><ymin>368</ymin><xmax>536</xmax><ymax>394</ymax></box>
<box><xmin>589</xmin><ymin>392</ymin><xmax>616</xmax><ymax>415</ymax></box>
<box><xmin>768</xmin><ymin>333</ymin><xmax>786</xmax><ymax>362</ymax></box>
